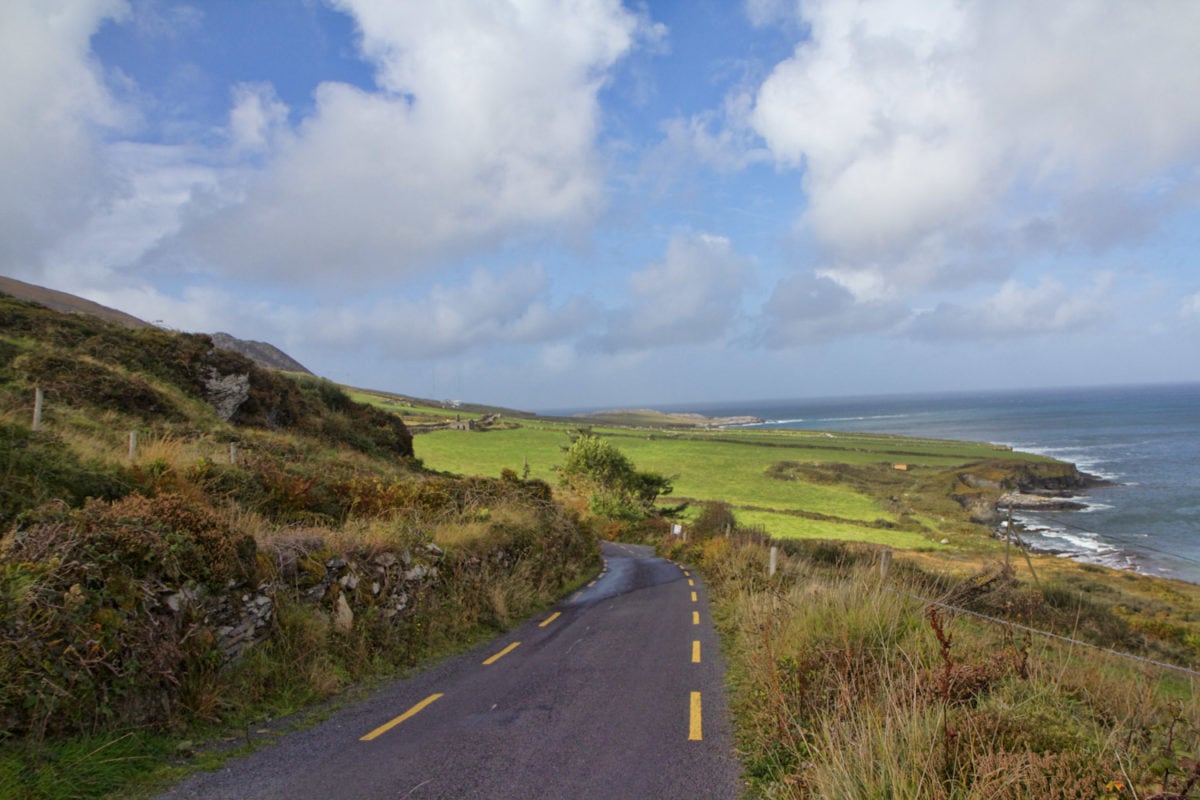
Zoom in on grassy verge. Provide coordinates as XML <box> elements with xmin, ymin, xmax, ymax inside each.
<box><xmin>666</xmin><ymin>535</ymin><xmax>1200</xmax><ymax>799</ymax></box>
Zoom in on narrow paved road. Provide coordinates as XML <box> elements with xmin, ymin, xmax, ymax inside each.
<box><xmin>156</xmin><ymin>542</ymin><xmax>742</xmax><ymax>799</ymax></box>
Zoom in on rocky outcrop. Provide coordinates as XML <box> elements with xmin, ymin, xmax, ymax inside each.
<box><xmin>996</xmin><ymin>492</ymin><xmax>1088</xmax><ymax>512</ymax></box>
<box><xmin>203</xmin><ymin>368</ymin><xmax>251</xmax><ymax>421</ymax></box>
<box><xmin>952</xmin><ymin>460</ymin><xmax>1106</xmax><ymax>524</ymax></box>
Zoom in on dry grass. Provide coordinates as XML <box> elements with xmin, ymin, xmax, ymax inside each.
<box><xmin>430</xmin><ymin>506</ymin><xmax>540</xmax><ymax>550</ymax></box>
<box><xmin>693</xmin><ymin>538</ymin><xmax>1200</xmax><ymax>799</ymax></box>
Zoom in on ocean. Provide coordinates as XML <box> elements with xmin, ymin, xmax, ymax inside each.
<box><xmin>660</xmin><ymin>383</ymin><xmax>1200</xmax><ymax>584</ymax></box>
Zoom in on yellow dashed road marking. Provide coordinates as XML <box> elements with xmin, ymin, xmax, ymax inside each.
<box><xmin>360</xmin><ymin>694</ymin><xmax>443</xmax><ymax>742</ymax></box>
<box><xmin>483</xmin><ymin>642</ymin><xmax>521</xmax><ymax>665</ymax></box>
<box><xmin>689</xmin><ymin>692</ymin><xmax>703</xmax><ymax>741</ymax></box>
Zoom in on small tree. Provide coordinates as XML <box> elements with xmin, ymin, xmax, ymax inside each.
<box><xmin>559</xmin><ymin>434</ymin><xmax>672</xmax><ymax>518</ymax></box>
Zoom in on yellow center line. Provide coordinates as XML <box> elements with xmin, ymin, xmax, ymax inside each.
<box><xmin>483</xmin><ymin>641</ymin><xmax>521</xmax><ymax>665</ymax></box>
<box><xmin>539</xmin><ymin>611</ymin><xmax>561</xmax><ymax>628</ymax></box>
<box><xmin>692</xmin><ymin>611</ymin><xmax>700</xmax><ymax>625</ymax></box>
<box><xmin>687</xmin><ymin>579</ymin><xmax>694</xmax><ymax>587</ymax></box>
<box><xmin>360</xmin><ymin>693</ymin><xmax>443</xmax><ymax>742</ymax></box>
<box><xmin>684</xmin><ymin>570</ymin><xmax>691</xmax><ymax>577</ymax></box>
<box><xmin>691</xmin><ymin>591</ymin><xmax>697</xmax><ymax>602</ymax></box>
<box><xmin>692</xmin><ymin>640</ymin><xmax>701</xmax><ymax>663</ymax></box>
<box><xmin>689</xmin><ymin>692</ymin><xmax>703</xmax><ymax>741</ymax></box>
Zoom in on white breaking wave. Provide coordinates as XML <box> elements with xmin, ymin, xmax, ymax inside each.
<box><xmin>1013</xmin><ymin>513</ymin><xmax>1108</xmax><ymax>554</ymax></box>
<box><xmin>1074</xmin><ymin>499</ymin><xmax>1115</xmax><ymax>513</ymax></box>
<box><xmin>815</xmin><ymin>413</ymin><xmax>916</xmax><ymax>423</ymax></box>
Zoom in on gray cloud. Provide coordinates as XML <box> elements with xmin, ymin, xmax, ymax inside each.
<box><xmin>760</xmin><ymin>271</ymin><xmax>908</xmax><ymax>346</ymax></box>
<box><xmin>906</xmin><ymin>274</ymin><xmax>1114</xmax><ymax>340</ymax></box>
<box><xmin>305</xmin><ymin>263</ymin><xmax>595</xmax><ymax>359</ymax></box>
<box><xmin>593</xmin><ymin>232</ymin><xmax>750</xmax><ymax>353</ymax></box>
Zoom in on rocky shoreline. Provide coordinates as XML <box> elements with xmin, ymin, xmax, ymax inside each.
<box><xmin>1002</xmin><ymin>466</ymin><xmax>1112</xmax><ymax>509</ymax></box>
<box><xmin>996</xmin><ymin>492</ymin><xmax>1090</xmax><ymax>512</ymax></box>
<box><xmin>990</xmin><ymin>467</ymin><xmax>1117</xmax><ymax>556</ymax></box>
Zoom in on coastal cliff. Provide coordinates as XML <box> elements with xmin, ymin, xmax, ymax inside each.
<box><xmin>954</xmin><ymin>459</ymin><xmax>1104</xmax><ymax>523</ymax></box>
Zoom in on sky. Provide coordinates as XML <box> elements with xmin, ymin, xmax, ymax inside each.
<box><xmin>2</xmin><ymin>0</ymin><xmax>1199</xmax><ymax>412</ymax></box>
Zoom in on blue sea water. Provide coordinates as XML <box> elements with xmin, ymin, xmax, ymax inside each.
<box><xmin>656</xmin><ymin>383</ymin><xmax>1200</xmax><ymax>583</ymax></box>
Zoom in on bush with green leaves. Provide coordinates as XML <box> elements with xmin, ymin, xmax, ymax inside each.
<box><xmin>559</xmin><ymin>433</ymin><xmax>673</xmax><ymax>519</ymax></box>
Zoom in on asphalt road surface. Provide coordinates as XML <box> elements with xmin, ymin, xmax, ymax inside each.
<box><xmin>155</xmin><ymin>541</ymin><xmax>742</xmax><ymax>799</ymax></box>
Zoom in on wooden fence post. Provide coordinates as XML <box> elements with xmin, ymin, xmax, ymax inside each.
<box><xmin>879</xmin><ymin>549</ymin><xmax>892</xmax><ymax>580</ymax></box>
<box><xmin>32</xmin><ymin>387</ymin><xmax>43</xmax><ymax>431</ymax></box>
<box><xmin>128</xmin><ymin>430</ymin><xmax>138</xmax><ymax>460</ymax></box>
<box><xmin>769</xmin><ymin>546</ymin><xmax>778</xmax><ymax>577</ymax></box>
<box><xmin>229</xmin><ymin>442</ymin><xmax>238</xmax><ymax>464</ymax></box>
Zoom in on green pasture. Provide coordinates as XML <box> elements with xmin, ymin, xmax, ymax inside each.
<box><xmin>414</xmin><ymin>427</ymin><xmax>565</xmax><ymax>480</ymax></box>
<box><xmin>412</xmin><ymin>422</ymin><xmax>1031</xmax><ymax>545</ymax></box>
<box><xmin>733</xmin><ymin>509</ymin><xmax>945</xmax><ymax>549</ymax></box>
<box><xmin>347</xmin><ymin>390</ymin><xmax>469</xmax><ymax>420</ymax></box>
<box><xmin>604</xmin><ymin>427</ymin><xmax>1035</xmax><ymax>466</ymax></box>
<box><xmin>600</xmin><ymin>435</ymin><xmax>894</xmax><ymax>523</ymax></box>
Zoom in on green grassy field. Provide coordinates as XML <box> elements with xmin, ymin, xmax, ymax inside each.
<box><xmin>412</xmin><ymin>421</ymin><xmax>1039</xmax><ymax>548</ymax></box>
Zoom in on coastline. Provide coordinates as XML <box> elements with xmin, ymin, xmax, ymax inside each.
<box><xmin>992</xmin><ymin>473</ymin><xmax>1161</xmax><ymax>579</ymax></box>
<box><xmin>567</xmin><ymin>388</ymin><xmax>1199</xmax><ymax>586</ymax></box>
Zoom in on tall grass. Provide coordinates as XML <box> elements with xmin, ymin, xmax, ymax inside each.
<box><xmin>683</xmin><ymin>537</ymin><xmax>1200</xmax><ymax>799</ymax></box>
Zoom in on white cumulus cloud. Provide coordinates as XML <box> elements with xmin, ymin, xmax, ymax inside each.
<box><xmin>228</xmin><ymin>83</ymin><xmax>289</xmax><ymax>156</ymax></box>
<box><xmin>173</xmin><ymin>0</ymin><xmax>648</xmax><ymax>282</ymax></box>
<box><xmin>749</xmin><ymin>0</ymin><xmax>1200</xmax><ymax>294</ymax></box>
<box><xmin>0</xmin><ymin>0</ymin><xmax>131</xmax><ymax>272</ymax></box>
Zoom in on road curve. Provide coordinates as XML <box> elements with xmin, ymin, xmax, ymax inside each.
<box><xmin>155</xmin><ymin>541</ymin><xmax>742</xmax><ymax>800</ymax></box>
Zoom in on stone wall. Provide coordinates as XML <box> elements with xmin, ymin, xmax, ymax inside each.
<box><xmin>159</xmin><ymin>538</ymin><xmax>446</xmax><ymax>664</ymax></box>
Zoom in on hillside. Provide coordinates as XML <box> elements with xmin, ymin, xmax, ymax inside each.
<box><xmin>209</xmin><ymin>331</ymin><xmax>312</xmax><ymax>374</ymax></box>
<box><xmin>0</xmin><ymin>275</ymin><xmax>149</xmax><ymax>329</ymax></box>
<box><xmin>0</xmin><ymin>276</ymin><xmax>311</xmax><ymax>375</ymax></box>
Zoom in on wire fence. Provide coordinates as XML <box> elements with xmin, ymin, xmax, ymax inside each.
<box><xmin>756</xmin><ymin>538</ymin><xmax>1200</xmax><ymax>680</ymax></box>
<box><xmin>897</xmin><ymin>587</ymin><xmax>1200</xmax><ymax>679</ymax></box>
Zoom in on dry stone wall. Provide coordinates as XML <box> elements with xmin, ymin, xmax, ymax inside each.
<box><xmin>158</xmin><ymin>539</ymin><xmax>448</xmax><ymax>663</ymax></box>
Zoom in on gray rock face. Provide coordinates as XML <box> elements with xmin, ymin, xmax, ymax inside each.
<box><xmin>203</xmin><ymin>368</ymin><xmax>250</xmax><ymax>421</ymax></box>
<box><xmin>333</xmin><ymin>594</ymin><xmax>354</xmax><ymax>632</ymax></box>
